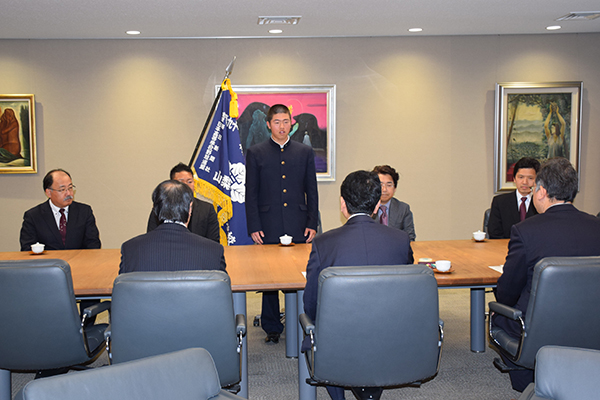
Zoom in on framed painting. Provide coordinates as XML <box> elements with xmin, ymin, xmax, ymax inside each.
<box><xmin>0</xmin><ymin>94</ymin><xmax>36</xmax><ymax>174</ymax></box>
<box><xmin>494</xmin><ymin>82</ymin><xmax>582</xmax><ymax>192</ymax></box>
<box><xmin>226</xmin><ymin>84</ymin><xmax>336</xmax><ymax>181</ymax></box>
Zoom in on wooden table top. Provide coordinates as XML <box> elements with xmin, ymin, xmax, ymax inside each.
<box><xmin>0</xmin><ymin>239</ymin><xmax>508</xmax><ymax>296</ymax></box>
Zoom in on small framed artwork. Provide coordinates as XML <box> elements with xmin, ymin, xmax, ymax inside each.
<box><xmin>494</xmin><ymin>82</ymin><xmax>582</xmax><ymax>192</ymax></box>
<box><xmin>0</xmin><ymin>94</ymin><xmax>36</xmax><ymax>174</ymax></box>
<box><xmin>226</xmin><ymin>84</ymin><xmax>336</xmax><ymax>182</ymax></box>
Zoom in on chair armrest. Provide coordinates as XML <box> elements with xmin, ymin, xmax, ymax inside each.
<box><xmin>299</xmin><ymin>313</ymin><xmax>314</xmax><ymax>335</ymax></box>
<box><xmin>489</xmin><ymin>301</ymin><xmax>522</xmax><ymax>320</ymax></box>
<box><xmin>83</xmin><ymin>300</ymin><xmax>111</xmax><ymax>319</ymax></box>
<box><xmin>235</xmin><ymin>314</ymin><xmax>246</xmax><ymax>336</ymax></box>
<box><xmin>104</xmin><ymin>323</ymin><xmax>112</xmax><ymax>341</ymax></box>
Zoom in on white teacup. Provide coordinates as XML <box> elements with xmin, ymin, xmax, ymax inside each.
<box><xmin>435</xmin><ymin>260</ymin><xmax>451</xmax><ymax>272</ymax></box>
<box><xmin>31</xmin><ymin>242</ymin><xmax>45</xmax><ymax>254</ymax></box>
<box><xmin>279</xmin><ymin>234</ymin><xmax>293</xmax><ymax>245</ymax></box>
<box><xmin>473</xmin><ymin>230</ymin><xmax>486</xmax><ymax>241</ymax></box>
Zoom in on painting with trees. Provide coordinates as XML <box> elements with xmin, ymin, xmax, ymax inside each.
<box><xmin>494</xmin><ymin>82</ymin><xmax>581</xmax><ymax>192</ymax></box>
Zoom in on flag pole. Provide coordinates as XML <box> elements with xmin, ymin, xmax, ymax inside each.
<box><xmin>188</xmin><ymin>56</ymin><xmax>236</xmax><ymax>167</ymax></box>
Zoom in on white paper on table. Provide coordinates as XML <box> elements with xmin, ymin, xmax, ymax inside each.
<box><xmin>489</xmin><ymin>265</ymin><xmax>503</xmax><ymax>274</ymax></box>
<box><xmin>301</xmin><ymin>271</ymin><xmax>306</xmax><ymax>278</ymax></box>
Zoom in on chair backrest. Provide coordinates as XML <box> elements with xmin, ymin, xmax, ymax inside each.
<box><xmin>110</xmin><ymin>271</ymin><xmax>240</xmax><ymax>386</ymax></box>
<box><xmin>483</xmin><ymin>208</ymin><xmax>491</xmax><ymax>237</ymax></box>
<box><xmin>518</xmin><ymin>257</ymin><xmax>600</xmax><ymax>369</ymax></box>
<box><xmin>529</xmin><ymin>346</ymin><xmax>600</xmax><ymax>400</ymax></box>
<box><xmin>0</xmin><ymin>259</ymin><xmax>88</xmax><ymax>370</ymax></box>
<box><xmin>15</xmin><ymin>348</ymin><xmax>237</xmax><ymax>400</ymax></box>
<box><xmin>313</xmin><ymin>265</ymin><xmax>441</xmax><ymax>387</ymax></box>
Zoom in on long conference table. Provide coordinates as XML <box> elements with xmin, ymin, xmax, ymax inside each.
<box><xmin>0</xmin><ymin>239</ymin><xmax>508</xmax><ymax>399</ymax></box>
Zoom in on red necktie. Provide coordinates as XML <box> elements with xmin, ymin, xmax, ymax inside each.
<box><xmin>380</xmin><ymin>205</ymin><xmax>388</xmax><ymax>226</ymax></box>
<box><xmin>59</xmin><ymin>208</ymin><xmax>67</xmax><ymax>245</ymax></box>
<box><xmin>519</xmin><ymin>197</ymin><xmax>527</xmax><ymax>222</ymax></box>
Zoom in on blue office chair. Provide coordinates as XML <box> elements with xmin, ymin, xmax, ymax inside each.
<box><xmin>300</xmin><ymin>265</ymin><xmax>443</xmax><ymax>400</ymax></box>
<box><xmin>15</xmin><ymin>348</ymin><xmax>241</xmax><ymax>400</ymax></box>
<box><xmin>519</xmin><ymin>346</ymin><xmax>600</xmax><ymax>400</ymax></box>
<box><xmin>489</xmin><ymin>257</ymin><xmax>600</xmax><ymax>375</ymax></box>
<box><xmin>0</xmin><ymin>259</ymin><xmax>110</xmax><ymax>400</ymax></box>
<box><xmin>105</xmin><ymin>271</ymin><xmax>246</xmax><ymax>391</ymax></box>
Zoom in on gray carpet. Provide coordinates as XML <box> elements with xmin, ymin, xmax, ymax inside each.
<box><xmin>11</xmin><ymin>290</ymin><xmax>521</xmax><ymax>399</ymax></box>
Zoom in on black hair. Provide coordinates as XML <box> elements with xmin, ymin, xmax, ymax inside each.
<box><xmin>340</xmin><ymin>170</ymin><xmax>381</xmax><ymax>215</ymax></box>
<box><xmin>43</xmin><ymin>169</ymin><xmax>71</xmax><ymax>191</ymax></box>
<box><xmin>266</xmin><ymin>104</ymin><xmax>291</xmax><ymax>122</ymax></box>
<box><xmin>169</xmin><ymin>162</ymin><xmax>193</xmax><ymax>180</ymax></box>
<box><xmin>152</xmin><ymin>180</ymin><xmax>194</xmax><ymax>224</ymax></box>
<box><xmin>513</xmin><ymin>157</ymin><xmax>541</xmax><ymax>177</ymax></box>
<box><xmin>372</xmin><ymin>165</ymin><xmax>399</xmax><ymax>188</ymax></box>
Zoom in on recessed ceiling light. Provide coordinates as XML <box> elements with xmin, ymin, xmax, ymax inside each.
<box><xmin>126</xmin><ymin>30</ymin><xmax>141</xmax><ymax>35</ymax></box>
<box><xmin>258</xmin><ymin>16</ymin><xmax>301</xmax><ymax>25</ymax></box>
<box><xmin>408</xmin><ymin>28</ymin><xmax>423</xmax><ymax>33</ymax></box>
<box><xmin>546</xmin><ymin>25</ymin><xmax>562</xmax><ymax>30</ymax></box>
<box><xmin>269</xmin><ymin>29</ymin><xmax>283</xmax><ymax>34</ymax></box>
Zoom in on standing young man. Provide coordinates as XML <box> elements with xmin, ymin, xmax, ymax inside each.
<box><xmin>245</xmin><ymin>104</ymin><xmax>319</xmax><ymax>343</ymax></box>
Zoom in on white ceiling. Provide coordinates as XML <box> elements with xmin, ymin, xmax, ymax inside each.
<box><xmin>2</xmin><ymin>0</ymin><xmax>600</xmax><ymax>39</ymax></box>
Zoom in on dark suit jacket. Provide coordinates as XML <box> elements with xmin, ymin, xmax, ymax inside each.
<box><xmin>303</xmin><ymin>215</ymin><xmax>414</xmax><ymax>322</ymax></box>
<box><xmin>374</xmin><ymin>197</ymin><xmax>416</xmax><ymax>241</ymax></box>
<box><xmin>245</xmin><ymin>139</ymin><xmax>318</xmax><ymax>244</ymax></box>
<box><xmin>488</xmin><ymin>191</ymin><xmax>538</xmax><ymax>239</ymax></box>
<box><xmin>493</xmin><ymin>204</ymin><xmax>600</xmax><ymax>337</ymax></box>
<box><xmin>119</xmin><ymin>223</ymin><xmax>226</xmax><ymax>274</ymax></box>
<box><xmin>147</xmin><ymin>198</ymin><xmax>220</xmax><ymax>243</ymax></box>
<box><xmin>20</xmin><ymin>200</ymin><xmax>101</xmax><ymax>251</ymax></box>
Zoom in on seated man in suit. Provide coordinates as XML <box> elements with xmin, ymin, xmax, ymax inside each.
<box><xmin>372</xmin><ymin>165</ymin><xmax>416</xmax><ymax>241</ymax></box>
<box><xmin>492</xmin><ymin>157</ymin><xmax>600</xmax><ymax>391</ymax></box>
<box><xmin>488</xmin><ymin>157</ymin><xmax>540</xmax><ymax>239</ymax></box>
<box><xmin>121</xmin><ymin>179</ymin><xmax>225</xmax><ymax>273</ymax></box>
<box><xmin>20</xmin><ymin>168</ymin><xmax>101</xmax><ymax>251</ymax></box>
<box><xmin>303</xmin><ymin>170</ymin><xmax>413</xmax><ymax>400</ymax></box>
<box><xmin>147</xmin><ymin>162</ymin><xmax>220</xmax><ymax>243</ymax></box>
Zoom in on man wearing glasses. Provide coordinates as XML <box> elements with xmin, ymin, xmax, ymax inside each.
<box><xmin>20</xmin><ymin>168</ymin><xmax>101</xmax><ymax>251</ymax></box>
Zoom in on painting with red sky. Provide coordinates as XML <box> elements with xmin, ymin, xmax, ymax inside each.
<box><xmin>232</xmin><ymin>85</ymin><xmax>335</xmax><ymax>180</ymax></box>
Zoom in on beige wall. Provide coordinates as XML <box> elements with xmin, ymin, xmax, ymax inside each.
<box><xmin>1</xmin><ymin>34</ymin><xmax>599</xmax><ymax>252</ymax></box>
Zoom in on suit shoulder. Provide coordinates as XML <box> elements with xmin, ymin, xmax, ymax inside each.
<box><xmin>70</xmin><ymin>201</ymin><xmax>94</xmax><ymax>212</ymax></box>
<box><xmin>24</xmin><ymin>201</ymin><xmax>48</xmax><ymax>215</ymax></box>
<box><xmin>492</xmin><ymin>191</ymin><xmax>514</xmax><ymax>204</ymax></box>
<box><xmin>193</xmin><ymin>198</ymin><xmax>214</xmax><ymax>211</ymax></box>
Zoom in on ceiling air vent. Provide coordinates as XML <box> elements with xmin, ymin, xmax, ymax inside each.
<box><xmin>257</xmin><ymin>16</ymin><xmax>301</xmax><ymax>25</ymax></box>
<box><xmin>556</xmin><ymin>12</ymin><xmax>600</xmax><ymax>21</ymax></box>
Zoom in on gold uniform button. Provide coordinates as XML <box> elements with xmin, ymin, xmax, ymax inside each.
<box><xmin>283</xmin><ymin>189</ymin><xmax>287</xmax><ymax>193</ymax></box>
<box><xmin>284</xmin><ymin>203</ymin><xmax>288</xmax><ymax>207</ymax></box>
<box><xmin>281</xmin><ymin>161</ymin><xmax>285</xmax><ymax>165</ymax></box>
<box><xmin>281</xmin><ymin>148</ymin><xmax>284</xmax><ymax>152</ymax></box>
<box><xmin>282</xmin><ymin>175</ymin><xmax>286</xmax><ymax>179</ymax></box>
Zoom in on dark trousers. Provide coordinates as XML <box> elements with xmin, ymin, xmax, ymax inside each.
<box><xmin>261</xmin><ymin>291</ymin><xmax>284</xmax><ymax>334</ymax></box>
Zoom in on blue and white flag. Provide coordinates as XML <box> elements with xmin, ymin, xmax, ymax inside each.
<box><xmin>193</xmin><ymin>79</ymin><xmax>253</xmax><ymax>246</ymax></box>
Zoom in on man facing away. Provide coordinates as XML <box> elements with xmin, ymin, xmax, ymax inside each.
<box><xmin>372</xmin><ymin>164</ymin><xmax>416</xmax><ymax>241</ymax></box>
<box><xmin>20</xmin><ymin>168</ymin><xmax>101</xmax><ymax>251</ymax></box>
<box><xmin>488</xmin><ymin>157</ymin><xmax>540</xmax><ymax>239</ymax></box>
<box><xmin>303</xmin><ymin>170</ymin><xmax>413</xmax><ymax>400</ymax></box>
<box><xmin>147</xmin><ymin>162</ymin><xmax>220</xmax><ymax>243</ymax></box>
<box><xmin>245</xmin><ymin>104</ymin><xmax>319</xmax><ymax>344</ymax></box>
<box><xmin>120</xmin><ymin>180</ymin><xmax>225</xmax><ymax>274</ymax></box>
<box><xmin>492</xmin><ymin>157</ymin><xmax>600</xmax><ymax>391</ymax></box>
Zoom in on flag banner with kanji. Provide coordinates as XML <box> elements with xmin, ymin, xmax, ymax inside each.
<box><xmin>193</xmin><ymin>79</ymin><xmax>252</xmax><ymax>245</ymax></box>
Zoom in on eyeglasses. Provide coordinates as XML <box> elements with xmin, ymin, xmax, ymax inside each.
<box><xmin>380</xmin><ymin>182</ymin><xmax>394</xmax><ymax>189</ymax></box>
<box><xmin>48</xmin><ymin>185</ymin><xmax>76</xmax><ymax>194</ymax></box>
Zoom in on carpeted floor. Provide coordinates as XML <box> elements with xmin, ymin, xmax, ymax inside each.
<box><xmin>11</xmin><ymin>290</ymin><xmax>521</xmax><ymax>399</ymax></box>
